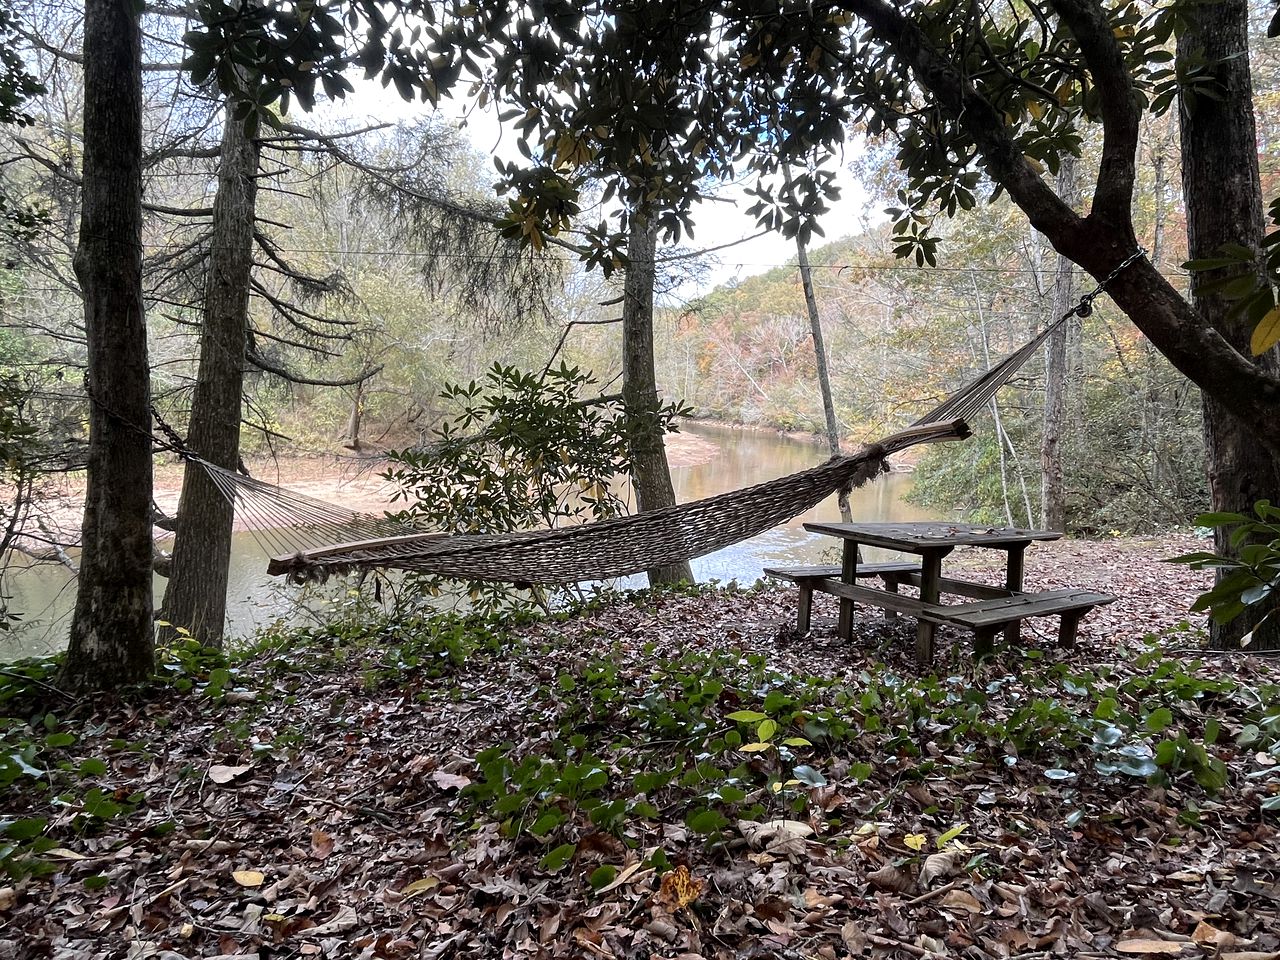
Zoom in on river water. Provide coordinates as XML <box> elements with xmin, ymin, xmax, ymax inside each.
<box><xmin>1</xmin><ymin>422</ymin><xmax>935</xmax><ymax>662</ymax></box>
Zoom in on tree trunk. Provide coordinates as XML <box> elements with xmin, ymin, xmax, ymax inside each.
<box><xmin>61</xmin><ymin>0</ymin><xmax>154</xmax><ymax>690</ymax></box>
<box><xmin>1177</xmin><ymin>0</ymin><xmax>1280</xmax><ymax>649</ymax></box>
<box><xmin>160</xmin><ymin>111</ymin><xmax>260</xmax><ymax>647</ymax></box>
<box><xmin>1041</xmin><ymin>157</ymin><xmax>1080</xmax><ymax>532</ymax></box>
<box><xmin>792</xmin><ymin>210</ymin><xmax>852</xmax><ymax>522</ymax></box>
<box><xmin>622</xmin><ymin>216</ymin><xmax>692</xmax><ymax>586</ymax></box>
<box><xmin>342</xmin><ymin>381</ymin><xmax>364</xmax><ymax>451</ymax></box>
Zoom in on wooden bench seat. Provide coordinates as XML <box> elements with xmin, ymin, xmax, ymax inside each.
<box><xmin>768</xmin><ymin>571</ymin><xmax>1113</xmax><ymax>660</ymax></box>
<box><xmin>920</xmin><ymin>588</ymin><xmax>1114</xmax><ymax>657</ymax></box>
<box><xmin>763</xmin><ymin>562</ymin><xmax>922</xmax><ymax>633</ymax></box>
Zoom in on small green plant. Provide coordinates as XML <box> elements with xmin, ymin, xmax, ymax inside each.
<box><xmin>1170</xmin><ymin>500</ymin><xmax>1280</xmax><ymax>643</ymax></box>
<box><xmin>383</xmin><ymin>361</ymin><xmax>688</xmax><ymax>612</ymax></box>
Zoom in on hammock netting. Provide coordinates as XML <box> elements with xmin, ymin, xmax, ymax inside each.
<box><xmin>189</xmin><ymin>308</ymin><xmax>1068</xmax><ymax>586</ymax></box>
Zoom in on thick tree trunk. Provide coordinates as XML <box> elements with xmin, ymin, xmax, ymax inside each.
<box><xmin>61</xmin><ymin>0</ymin><xmax>154</xmax><ymax>690</ymax></box>
<box><xmin>1041</xmin><ymin>157</ymin><xmax>1080</xmax><ymax>532</ymax></box>
<box><xmin>160</xmin><ymin>112</ymin><xmax>260</xmax><ymax>646</ymax></box>
<box><xmin>623</xmin><ymin>216</ymin><xmax>692</xmax><ymax>586</ymax></box>
<box><xmin>1177</xmin><ymin>0</ymin><xmax>1280</xmax><ymax>649</ymax></box>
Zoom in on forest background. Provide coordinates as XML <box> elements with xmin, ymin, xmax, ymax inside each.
<box><xmin>3</xmin><ymin>1</ymin><xmax>1279</xmax><ymax>648</ymax></box>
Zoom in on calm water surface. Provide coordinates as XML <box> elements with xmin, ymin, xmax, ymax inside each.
<box><xmin>1</xmin><ymin>422</ymin><xmax>936</xmax><ymax>661</ymax></box>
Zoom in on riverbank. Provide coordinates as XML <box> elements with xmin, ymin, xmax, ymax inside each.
<box><xmin>3</xmin><ymin>536</ymin><xmax>1277</xmax><ymax>959</ymax></box>
<box><xmin>16</xmin><ymin>429</ymin><xmax>729</xmax><ymax>546</ymax></box>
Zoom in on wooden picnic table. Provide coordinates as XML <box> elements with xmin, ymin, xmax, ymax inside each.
<box><xmin>785</xmin><ymin>521</ymin><xmax>1110</xmax><ymax>663</ymax></box>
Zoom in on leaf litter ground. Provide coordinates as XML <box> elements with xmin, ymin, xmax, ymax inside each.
<box><xmin>5</xmin><ymin>534</ymin><xmax>1280</xmax><ymax>960</ymax></box>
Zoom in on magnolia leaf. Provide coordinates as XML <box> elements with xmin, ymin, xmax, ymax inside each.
<box><xmin>1252</xmin><ymin>305</ymin><xmax>1280</xmax><ymax>356</ymax></box>
<box><xmin>741</xmin><ymin>742</ymin><xmax>772</xmax><ymax>753</ymax></box>
<box><xmin>903</xmin><ymin>833</ymin><xmax>927</xmax><ymax>851</ymax></box>
<box><xmin>726</xmin><ymin>710</ymin><xmax>767</xmax><ymax>722</ymax></box>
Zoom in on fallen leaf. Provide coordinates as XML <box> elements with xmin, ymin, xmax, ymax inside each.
<box><xmin>656</xmin><ymin>865</ymin><xmax>703</xmax><ymax>909</ymax></box>
<box><xmin>232</xmin><ymin>870</ymin><xmax>265</xmax><ymax>888</ymax></box>
<box><xmin>431</xmin><ymin>770</ymin><xmax>472</xmax><ymax>790</ymax></box>
<box><xmin>867</xmin><ymin>864</ymin><xmax>915</xmax><ymax>895</ymax></box>
<box><xmin>920</xmin><ymin>851</ymin><xmax>957</xmax><ymax>886</ymax></box>
<box><xmin>738</xmin><ymin>819</ymin><xmax>814</xmax><ymax>852</ymax></box>
<box><xmin>1222</xmin><ymin>953</ymin><xmax>1280</xmax><ymax>960</ymax></box>
<box><xmin>940</xmin><ymin>889</ymin><xmax>983</xmax><ymax>913</ymax></box>
<box><xmin>402</xmin><ymin>876</ymin><xmax>439</xmax><ymax>899</ymax></box>
<box><xmin>310</xmin><ymin>828</ymin><xmax>334</xmax><ymax>860</ymax></box>
<box><xmin>1115</xmin><ymin>941</ymin><xmax>1189</xmax><ymax>955</ymax></box>
<box><xmin>1193</xmin><ymin>921</ymin><xmax>1246</xmax><ymax>948</ymax></box>
<box><xmin>595</xmin><ymin>861</ymin><xmax>651</xmax><ymax>894</ymax></box>
<box><xmin>44</xmin><ymin>848</ymin><xmax>87</xmax><ymax>860</ymax></box>
<box><xmin>0</xmin><ymin>887</ymin><xmax>14</xmax><ymax>911</ymax></box>
<box><xmin>209</xmin><ymin>764</ymin><xmax>252</xmax><ymax>785</ymax></box>
<box><xmin>903</xmin><ymin>833</ymin><xmax>927</xmax><ymax>851</ymax></box>
<box><xmin>308</xmin><ymin>904</ymin><xmax>358</xmax><ymax>936</ymax></box>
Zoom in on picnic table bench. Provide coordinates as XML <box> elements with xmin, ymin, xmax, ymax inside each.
<box><xmin>765</xmin><ymin>522</ymin><xmax>1114</xmax><ymax>664</ymax></box>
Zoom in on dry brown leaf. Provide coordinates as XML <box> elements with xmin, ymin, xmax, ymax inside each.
<box><xmin>0</xmin><ymin>887</ymin><xmax>15</xmax><ymax>911</ymax></box>
<box><xmin>401</xmin><ymin>876</ymin><xmax>439</xmax><ymax>899</ymax></box>
<box><xmin>920</xmin><ymin>851</ymin><xmax>957</xmax><ymax>886</ymax></box>
<box><xmin>656</xmin><ymin>865</ymin><xmax>704</xmax><ymax>909</ymax></box>
<box><xmin>867</xmin><ymin>864</ymin><xmax>915</xmax><ymax>895</ymax></box>
<box><xmin>595</xmin><ymin>861</ymin><xmax>651</xmax><ymax>894</ymax></box>
<box><xmin>1221</xmin><ymin>953</ymin><xmax>1280</xmax><ymax>960</ymax></box>
<box><xmin>310</xmin><ymin>828</ymin><xmax>334</xmax><ymax>860</ymax></box>
<box><xmin>1115</xmin><ymin>940</ymin><xmax>1190</xmax><ymax>955</ymax></box>
<box><xmin>1193</xmin><ymin>921</ymin><xmax>1247</xmax><ymax>948</ymax></box>
<box><xmin>940</xmin><ymin>889</ymin><xmax>983</xmax><ymax>913</ymax></box>
<box><xmin>840</xmin><ymin>920</ymin><xmax>867</xmax><ymax>954</ymax></box>
<box><xmin>208</xmin><ymin>764</ymin><xmax>252</xmax><ymax>785</ymax></box>
<box><xmin>738</xmin><ymin>819</ymin><xmax>814</xmax><ymax>851</ymax></box>
<box><xmin>232</xmin><ymin>870</ymin><xmax>265</xmax><ymax>888</ymax></box>
<box><xmin>308</xmin><ymin>904</ymin><xmax>358</xmax><ymax>936</ymax></box>
<box><xmin>431</xmin><ymin>770</ymin><xmax>472</xmax><ymax>790</ymax></box>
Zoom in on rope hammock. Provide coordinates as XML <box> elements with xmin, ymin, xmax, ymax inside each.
<box><xmin>177</xmin><ymin>249</ymin><xmax>1145</xmax><ymax>585</ymax></box>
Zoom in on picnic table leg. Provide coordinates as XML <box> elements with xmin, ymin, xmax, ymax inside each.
<box><xmin>915</xmin><ymin>550</ymin><xmax>944</xmax><ymax>665</ymax></box>
<box><xmin>1003</xmin><ymin>544</ymin><xmax>1027</xmax><ymax>647</ymax></box>
<box><xmin>837</xmin><ymin>543</ymin><xmax>859</xmax><ymax>641</ymax></box>
<box><xmin>974</xmin><ymin>626</ymin><xmax>999</xmax><ymax>661</ymax></box>
<box><xmin>1058</xmin><ymin>610</ymin><xmax>1083</xmax><ymax>647</ymax></box>
<box><xmin>796</xmin><ymin>583</ymin><xmax>813</xmax><ymax>634</ymax></box>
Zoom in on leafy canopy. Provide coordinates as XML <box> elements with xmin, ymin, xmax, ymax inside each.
<box><xmin>187</xmin><ymin>1</ymin><xmax>1181</xmax><ymax>268</ymax></box>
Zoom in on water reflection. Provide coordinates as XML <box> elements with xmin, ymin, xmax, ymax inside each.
<box><xmin>1</xmin><ymin>422</ymin><xmax>934</xmax><ymax>661</ymax></box>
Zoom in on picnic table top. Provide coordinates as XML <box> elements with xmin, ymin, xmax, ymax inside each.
<box><xmin>802</xmin><ymin>521</ymin><xmax>1063</xmax><ymax>552</ymax></box>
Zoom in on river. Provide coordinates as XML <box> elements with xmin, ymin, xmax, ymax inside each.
<box><xmin>0</xmin><ymin>421</ymin><xmax>937</xmax><ymax>662</ymax></box>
